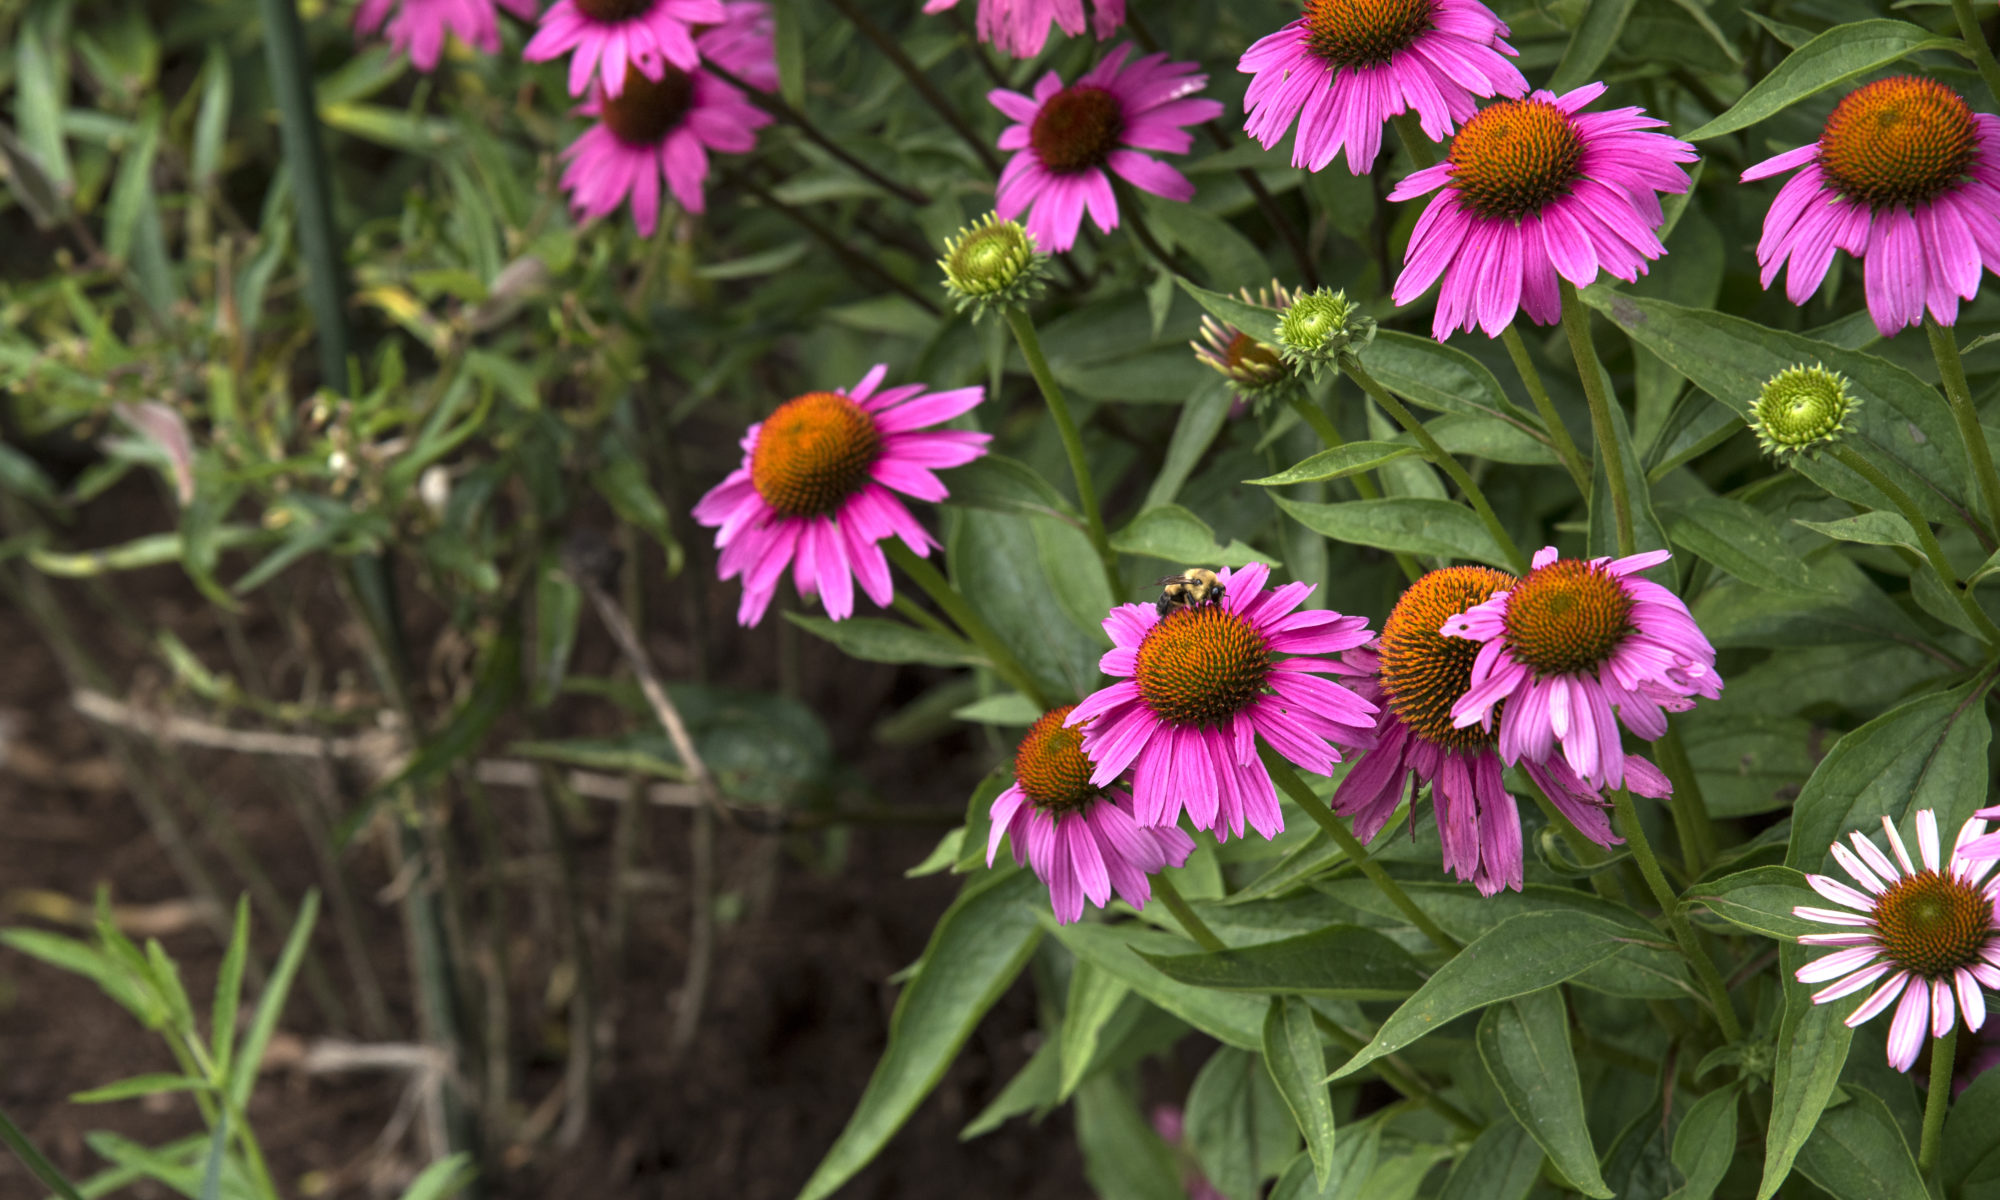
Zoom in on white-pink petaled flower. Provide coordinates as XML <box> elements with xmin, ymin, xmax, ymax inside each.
<box><xmin>1957</xmin><ymin>803</ymin><xmax>2000</xmax><ymax>864</ymax></box>
<box><xmin>1442</xmin><ymin>546</ymin><xmax>1720</xmax><ymax>793</ymax></box>
<box><xmin>921</xmin><ymin>0</ymin><xmax>1124</xmax><ymax>59</ymax></box>
<box><xmin>525</xmin><ymin>0</ymin><xmax>726</xmax><ymax>97</ymax></box>
<box><xmin>1795</xmin><ymin>809</ymin><xmax>2000</xmax><ymax>1072</ymax></box>
<box><xmin>355</xmin><ymin>0</ymin><xmax>536</xmax><ymax>71</ymax></box>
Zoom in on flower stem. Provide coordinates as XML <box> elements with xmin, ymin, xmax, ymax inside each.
<box><xmin>1926</xmin><ymin>314</ymin><xmax>2000</xmax><ymax>542</ymax></box>
<box><xmin>1339</xmin><ymin>354</ymin><xmax>1530</xmax><ymax>575</ymax></box>
<box><xmin>1652</xmin><ymin>719</ymin><xmax>1718</xmax><ymax>875</ymax></box>
<box><xmin>1259</xmin><ymin>745</ymin><xmax>1461</xmax><ymax>955</ymax></box>
<box><xmin>821</xmin><ymin>0</ymin><xmax>1002</xmax><ymax>174</ymax></box>
<box><xmin>1611</xmin><ymin>789</ymin><xmax>1744</xmax><ymax>1043</ymax></box>
<box><xmin>1950</xmin><ymin>0</ymin><xmax>2000</xmax><ymax>110</ymax></box>
<box><xmin>256</xmin><ymin>0</ymin><xmax>349</xmax><ymax>390</ymax></box>
<box><xmin>1501</xmin><ymin>324</ymin><xmax>1593</xmax><ymax>495</ymax></box>
<box><xmin>1560</xmin><ymin>280</ymin><xmax>1635</xmax><ymax>557</ymax></box>
<box><xmin>1151</xmin><ymin>873</ymin><xmax>1227</xmax><ymax>953</ymax></box>
<box><xmin>1286</xmin><ymin>394</ymin><xmax>1422</xmax><ymax>582</ymax></box>
<box><xmin>1919</xmin><ymin>1023</ymin><xmax>1959</xmax><ymax>1176</ymax></box>
<box><xmin>884</xmin><ymin>540</ymin><xmax>1055</xmax><ymax>709</ymax></box>
<box><xmin>1002</xmin><ymin>306</ymin><xmax>1124</xmax><ymax>598</ymax></box>
<box><xmin>1827</xmin><ymin>442</ymin><xmax>2000</xmax><ymax>647</ymax></box>
<box><xmin>1390</xmin><ymin>111</ymin><xmax>1438</xmax><ymax>170</ymax></box>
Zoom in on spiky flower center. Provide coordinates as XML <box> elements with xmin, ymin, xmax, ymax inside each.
<box><xmin>575</xmin><ymin>0</ymin><xmax>657</xmax><ymax>21</ymax></box>
<box><xmin>1502</xmin><ymin>559</ymin><xmax>1634</xmax><ymax>677</ymax></box>
<box><xmin>1751</xmin><ymin>364</ymin><xmax>1856</xmax><ymax>457</ymax></box>
<box><xmin>1278</xmin><ymin>290</ymin><xmax>1357</xmax><ymax>356</ymax></box>
<box><xmin>601</xmin><ymin>66</ymin><xmax>695</xmax><ymax>147</ymax></box>
<box><xmin>1873</xmin><ymin>868</ymin><xmax>1993</xmax><ymax>980</ymax></box>
<box><xmin>1135</xmin><ymin>604</ymin><xmax>1271</xmax><ymax>727</ymax></box>
<box><xmin>1382</xmin><ymin>566</ymin><xmax>1516</xmax><ymax>749</ymax></box>
<box><xmin>1031</xmin><ymin>85</ymin><xmax>1125</xmax><ymax>173</ymax></box>
<box><xmin>1303</xmin><ymin>0</ymin><xmax>1435</xmax><ymax>68</ymax></box>
<box><xmin>749</xmin><ymin>391</ymin><xmax>882</xmax><ymax>518</ymax></box>
<box><xmin>1819</xmin><ymin>76</ymin><xmax>1977</xmax><ymax>209</ymax></box>
<box><xmin>1014</xmin><ymin>705</ymin><xmax>1099</xmax><ymax>813</ymax></box>
<box><xmin>941</xmin><ymin>215</ymin><xmax>1041</xmax><ymax>298</ymax></box>
<box><xmin>1449</xmin><ymin>98</ymin><xmax>1585</xmax><ymax>220</ymax></box>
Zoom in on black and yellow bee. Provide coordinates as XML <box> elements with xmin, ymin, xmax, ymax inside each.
<box><xmin>1156</xmin><ymin>567</ymin><xmax>1225</xmax><ymax>616</ymax></box>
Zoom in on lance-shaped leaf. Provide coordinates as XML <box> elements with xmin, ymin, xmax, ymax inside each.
<box><xmin>1141</xmin><ymin>924</ymin><xmax>1428</xmax><ymax>1000</ymax></box>
<box><xmin>1262</xmin><ymin>997</ymin><xmax>1338</xmax><ymax>1187</ymax></box>
<box><xmin>1477</xmin><ymin>989</ymin><xmax>1611</xmax><ymax>1198</ymax></box>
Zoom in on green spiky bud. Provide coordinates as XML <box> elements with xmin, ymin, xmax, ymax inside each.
<box><xmin>938</xmin><ymin>215</ymin><xmax>1048</xmax><ymax>318</ymax></box>
<box><xmin>1275</xmin><ymin>288</ymin><xmax>1375</xmax><ymax>377</ymax></box>
<box><xmin>1750</xmin><ymin>364</ymin><xmax>1859</xmax><ymax>459</ymax></box>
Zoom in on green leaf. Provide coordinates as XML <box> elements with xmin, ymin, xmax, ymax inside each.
<box><xmin>1139</xmin><ymin>924</ymin><xmax>1428</xmax><ymax>1000</ymax></box>
<box><xmin>951</xmin><ymin>692</ymin><xmax>1041</xmax><ymax>726</ymax></box>
<box><xmin>227</xmin><ymin>892</ymin><xmax>319</xmax><ymax>1110</ymax></box>
<box><xmin>1359</xmin><ymin>332</ymin><xmax>1530</xmax><ymax>425</ymax></box>
<box><xmin>1685</xmin><ymin>21</ymin><xmax>1964</xmax><ymax>140</ymax></box>
<box><xmin>1437</xmin><ymin>1117</ymin><xmax>1542</xmax><ymax>1200</ymax></box>
<box><xmin>952</xmin><ymin>508</ymin><xmax>1106</xmax><ymax>701</ymax></box>
<box><xmin>1111</xmin><ymin>505</ymin><xmax>1278</xmax><ymax>567</ymax></box>
<box><xmin>591</xmin><ymin>453</ymin><xmax>683</xmax><ymax>572</ymax></box>
<box><xmin>1759</xmin><ymin>943</ymin><xmax>1855</xmax><ymax>1200</ymax></box>
<box><xmin>1665</xmin><ymin>1084</ymin><xmax>1738</xmax><ymax>1200</ymax></box>
<box><xmin>943</xmin><ymin>454</ymin><xmax>1078</xmax><ymax>521</ymax></box>
<box><xmin>1050</xmin><ymin>921</ymin><xmax>1266</xmax><ymax>1049</ymax></box>
<box><xmin>797</xmin><ymin>870</ymin><xmax>1043</xmax><ymax>1200</ymax></box>
<box><xmin>1188</xmin><ymin>1046</ymin><xmax>1301</xmax><ymax>1200</ymax></box>
<box><xmin>773</xmin><ymin>0</ymin><xmax>804</xmax><ymax>108</ymax></box>
<box><xmin>532</xmin><ymin>561</ymin><xmax>583</xmax><ymax>709</ymax></box>
<box><xmin>0</xmin><ymin>1107</ymin><xmax>85</xmax><ymax>1200</ymax></box>
<box><xmin>785</xmin><ymin>614</ymin><xmax>984</xmax><ymax>667</ymax></box>
<box><xmin>1262</xmin><ymin>997</ymin><xmax>1338</xmax><ymax>1189</ymax></box>
<box><xmin>1177</xmin><ymin>276</ymin><xmax>1282</xmax><ymax>342</ymax></box>
<box><xmin>1074</xmin><ymin>1075</ymin><xmax>1186</xmax><ymax>1200</ymax></box>
<box><xmin>1794</xmin><ymin>511</ymin><xmax>1923</xmax><ymax>555</ymax></box>
<box><xmin>0</xmin><ymin>929</ymin><xmax>152</xmax><ymax>1021</ymax></box>
<box><xmin>366</xmin><ymin>623</ymin><xmax>522</xmax><ymax>811</ymax></box>
<box><xmin>210</xmin><ymin>897</ymin><xmax>251</xmax><ymax>1084</ymax></box>
<box><xmin>14</xmin><ymin>25</ymin><xmax>73</xmax><ymax>195</ymax></box>
<box><xmin>197</xmin><ymin>1109</ymin><xmax>228</xmax><ymax>1200</ymax></box>
<box><xmin>1330</xmin><ymin>911</ymin><xmax>1632</xmax><ymax>1080</ymax></box>
<box><xmin>1248</xmin><ymin>442</ymin><xmax>1419</xmax><ymax>487</ymax></box>
<box><xmin>904</xmin><ymin>828</ymin><xmax>965</xmax><ymax>878</ymax></box>
<box><xmin>1145</xmin><ymin>196</ymin><xmax>1269</xmax><ymax>288</ymax></box>
<box><xmin>191</xmin><ymin>47</ymin><xmax>231</xmax><ymax>184</ymax></box>
<box><xmin>1548</xmin><ymin>0</ymin><xmax>1637</xmax><ymax>95</ymax></box>
<box><xmin>1795</xmin><ymin>1089</ymin><xmax>1926</xmax><ymax>1200</ymax></box>
<box><xmin>0</xmin><ymin>441</ymin><xmax>59</xmax><ymax>505</ymax></box>
<box><xmin>961</xmin><ymin>1036</ymin><xmax>1059</xmax><ymax>1140</ymax></box>
<box><xmin>1585</xmin><ymin>380</ymin><xmax>1672</xmax><ymax>575</ymax></box>
<box><xmin>1267</xmin><ymin>1112</ymin><xmax>1382</xmax><ymax>1200</ymax></box>
<box><xmin>1786</xmin><ymin>672</ymin><xmax>1996</xmax><ymax>878</ymax></box>
<box><xmin>1273</xmin><ymin>496</ymin><xmax>1510</xmax><ymax>568</ymax></box>
<box><xmin>69</xmin><ymin>1074</ymin><xmax>211</xmax><ymax>1104</ymax></box>
<box><xmin>1477</xmin><ymin>989</ymin><xmax>1612</xmax><ymax>1198</ymax></box>
<box><xmin>396</xmin><ymin>1154</ymin><xmax>475</xmax><ymax>1200</ymax></box>
<box><xmin>1583</xmin><ymin>291</ymin><xmax>1973</xmax><ymax>526</ymax></box>
<box><xmin>1663</xmin><ymin>497</ymin><xmax>1826</xmax><ymax>595</ymax></box>
<box><xmin>1685</xmin><ymin>866</ymin><xmax>1823</xmax><ymax>941</ymax></box>
<box><xmin>1940</xmin><ymin>1067</ymin><xmax>2000</xmax><ymax>1191</ymax></box>
<box><xmin>1147</xmin><ymin>378</ymin><xmax>1233</xmax><ymax>507</ymax></box>
<box><xmin>29</xmin><ymin>527</ymin><xmax>269</xmax><ymax>576</ymax></box>
<box><xmin>1059</xmin><ymin>960</ymin><xmax>1130</xmax><ymax>1101</ymax></box>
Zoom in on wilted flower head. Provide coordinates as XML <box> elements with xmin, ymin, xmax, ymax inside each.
<box><xmin>1275</xmin><ymin>287</ymin><xmax>1373</xmax><ymax>377</ymax></box>
<box><xmin>987</xmin><ymin>705</ymin><xmax>1196</xmax><ymax>924</ymax></box>
<box><xmin>1749</xmin><ymin>364</ymin><xmax>1858</xmax><ymax>460</ymax></box>
<box><xmin>1238</xmin><ymin>0</ymin><xmax>1526</xmax><ymax>174</ymax></box>
<box><xmin>1743</xmin><ymin>77</ymin><xmax>2000</xmax><ymax>336</ymax></box>
<box><xmin>1193</xmin><ymin>281</ymin><xmax>1299</xmax><ymax>409</ymax></box>
<box><xmin>1795</xmin><ymin>809</ymin><xmax>2000</xmax><ymax>1071</ymax></box>
<box><xmin>939</xmin><ymin>214</ymin><xmax>1049</xmax><ymax>316</ymax></box>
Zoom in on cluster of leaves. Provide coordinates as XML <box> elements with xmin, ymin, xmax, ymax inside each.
<box><xmin>6</xmin><ymin>0</ymin><xmax>2000</xmax><ymax>1198</ymax></box>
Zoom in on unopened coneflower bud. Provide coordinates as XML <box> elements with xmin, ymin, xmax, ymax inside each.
<box><xmin>938</xmin><ymin>214</ymin><xmax>1048</xmax><ymax>317</ymax></box>
<box><xmin>1276</xmin><ymin>287</ymin><xmax>1375</xmax><ymax>377</ymax></box>
<box><xmin>1750</xmin><ymin>363</ymin><xmax>1858</xmax><ymax>459</ymax></box>
<box><xmin>1192</xmin><ymin>281</ymin><xmax>1301</xmax><ymax>411</ymax></box>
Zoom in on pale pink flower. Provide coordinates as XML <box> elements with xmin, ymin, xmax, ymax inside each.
<box><xmin>524</xmin><ymin>0</ymin><xmax>725</xmax><ymax>97</ymax></box>
<box><xmin>355</xmin><ymin>0</ymin><xmax>536</xmax><ymax>71</ymax></box>
<box><xmin>921</xmin><ymin>0</ymin><xmax>1124</xmax><ymax>59</ymax></box>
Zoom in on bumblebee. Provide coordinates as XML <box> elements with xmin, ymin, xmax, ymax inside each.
<box><xmin>1156</xmin><ymin>567</ymin><xmax>1225</xmax><ymax>616</ymax></box>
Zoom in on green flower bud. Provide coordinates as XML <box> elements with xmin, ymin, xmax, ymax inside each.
<box><xmin>1750</xmin><ymin>363</ymin><xmax>1859</xmax><ymax>459</ymax></box>
<box><xmin>1275</xmin><ymin>287</ymin><xmax>1375</xmax><ymax>377</ymax></box>
<box><xmin>938</xmin><ymin>215</ymin><xmax>1048</xmax><ymax>318</ymax></box>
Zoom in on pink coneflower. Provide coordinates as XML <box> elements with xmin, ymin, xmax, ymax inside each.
<box><xmin>1743</xmin><ymin>77</ymin><xmax>2000</xmax><ymax>337</ymax></box>
<box><xmin>1389</xmin><ymin>81</ymin><xmax>1696</xmax><ymax>340</ymax></box>
<box><xmin>1238</xmin><ymin>0</ymin><xmax>1525</xmax><ymax>175</ymax></box>
<box><xmin>1066</xmin><ymin>564</ymin><xmax>1377</xmax><ymax>842</ymax></box>
<box><xmin>1794</xmin><ymin>809</ymin><xmax>2000</xmax><ymax>1072</ymax></box>
<box><xmin>987</xmin><ymin>706</ymin><xmax>1196</xmax><ymax>924</ymax></box>
<box><xmin>921</xmin><ymin>0</ymin><xmax>1124</xmax><ymax>59</ymax></box>
<box><xmin>558</xmin><ymin>4</ymin><xmax>774</xmax><ymax>234</ymax></box>
<box><xmin>989</xmin><ymin>44</ymin><xmax>1223</xmax><ymax>253</ymax></box>
<box><xmin>1331</xmin><ymin>567</ymin><xmax>1671</xmax><ymax>895</ymax></box>
<box><xmin>1441</xmin><ymin>546</ymin><xmax>1719</xmax><ymax>794</ymax></box>
<box><xmin>355</xmin><ymin>0</ymin><xmax>536</xmax><ymax>71</ymax></box>
<box><xmin>691</xmin><ymin>365</ymin><xmax>989</xmax><ymax>626</ymax></box>
<box><xmin>1960</xmin><ymin>803</ymin><xmax>2000</xmax><ymax>863</ymax></box>
<box><xmin>524</xmin><ymin>0</ymin><xmax>724</xmax><ymax>96</ymax></box>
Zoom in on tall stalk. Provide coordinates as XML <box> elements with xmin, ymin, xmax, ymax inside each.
<box><xmin>1501</xmin><ymin>325</ymin><xmax>1593</xmax><ymax>495</ymax></box>
<box><xmin>1560</xmin><ymin>280</ymin><xmax>1635</xmax><ymax>556</ymax></box>
<box><xmin>1927</xmin><ymin>315</ymin><xmax>2000</xmax><ymax>542</ymax></box>
<box><xmin>1002</xmin><ymin>306</ymin><xmax>1125</xmax><ymax>599</ymax></box>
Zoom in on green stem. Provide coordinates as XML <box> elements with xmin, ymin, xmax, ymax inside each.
<box><xmin>1260</xmin><ymin>745</ymin><xmax>1461</xmax><ymax>954</ymax></box>
<box><xmin>1560</xmin><ymin>280</ymin><xmax>1635</xmax><ymax>557</ymax></box>
<box><xmin>1611</xmin><ymin>790</ymin><xmax>1743</xmax><ymax>1043</ymax></box>
<box><xmin>1500</xmin><ymin>324</ymin><xmax>1592</xmax><ymax>495</ymax></box>
<box><xmin>1950</xmin><ymin>0</ymin><xmax>2000</xmax><ymax>109</ymax></box>
<box><xmin>1653</xmin><ymin>720</ymin><xmax>1717</xmax><ymax>875</ymax></box>
<box><xmin>1340</xmin><ymin>354</ymin><xmax>1530</xmax><ymax>574</ymax></box>
<box><xmin>885</xmin><ymin>540</ymin><xmax>1055</xmax><ymax>709</ymax></box>
<box><xmin>1151</xmin><ymin>873</ymin><xmax>1227</xmax><ymax>952</ymax></box>
<box><xmin>1286</xmin><ymin>394</ymin><xmax>1422</xmax><ymax>582</ymax></box>
<box><xmin>1919</xmin><ymin>1023</ymin><xmax>1958</xmax><ymax>1176</ymax></box>
<box><xmin>1003</xmin><ymin>306</ymin><xmax>1123</xmax><ymax>598</ymax></box>
<box><xmin>256</xmin><ymin>0</ymin><xmax>350</xmax><ymax>391</ymax></box>
<box><xmin>1309</xmin><ymin>1013</ymin><xmax>1483</xmax><ymax>1134</ymax></box>
<box><xmin>1828</xmin><ymin>443</ymin><xmax>2000</xmax><ymax>647</ymax></box>
<box><xmin>1927</xmin><ymin>314</ymin><xmax>2000</xmax><ymax>542</ymax></box>
<box><xmin>1390</xmin><ymin>111</ymin><xmax>1438</xmax><ymax>170</ymax></box>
